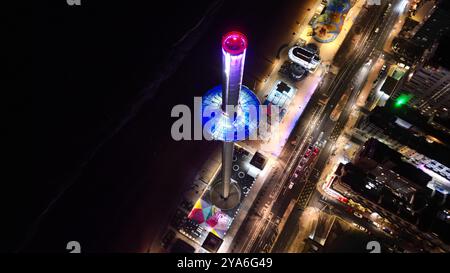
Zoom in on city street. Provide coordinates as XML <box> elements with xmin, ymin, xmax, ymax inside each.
<box><xmin>231</xmin><ymin>0</ymin><xmax>413</xmax><ymax>253</ymax></box>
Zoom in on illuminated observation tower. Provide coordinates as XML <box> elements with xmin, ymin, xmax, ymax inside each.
<box><xmin>202</xmin><ymin>31</ymin><xmax>260</xmax><ymax>210</ymax></box>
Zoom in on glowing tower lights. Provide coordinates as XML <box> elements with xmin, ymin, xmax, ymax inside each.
<box><xmin>202</xmin><ymin>31</ymin><xmax>260</xmax><ymax>210</ymax></box>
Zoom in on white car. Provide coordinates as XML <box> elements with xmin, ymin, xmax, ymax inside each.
<box><xmin>352</xmin><ymin>223</ymin><xmax>367</xmax><ymax>232</ymax></box>
<box><xmin>372</xmin><ymin>221</ymin><xmax>381</xmax><ymax>228</ymax></box>
<box><xmin>353</xmin><ymin>212</ymin><xmax>363</xmax><ymax>218</ymax></box>
<box><xmin>288</xmin><ymin>181</ymin><xmax>295</xmax><ymax>189</ymax></box>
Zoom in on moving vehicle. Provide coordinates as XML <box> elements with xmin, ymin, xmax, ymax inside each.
<box><xmin>382</xmin><ymin>227</ymin><xmax>394</xmax><ymax>235</ymax></box>
<box><xmin>305</xmin><ymin>145</ymin><xmax>319</xmax><ymax>158</ymax></box>
<box><xmin>304</xmin><ymin>146</ymin><xmax>313</xmax><ymax>157</ymax></box>
<box><xmin>330</xmin><ymin>93</ymin><xmax>349</xmax><ymax>121</ymax></box>
<box><xmin>353</xmin><ymin>212</ymin><xmax>363</xmax><ymax>218</ymax></box>
<box><xmin>312</xmin><ymin>146</ymin><xmax>320</xmax><ymax>156</ymax></box>
<box><xmin>318</xmin><ymin>94</ymin><xmax>329</xmax><ymax>105</ymax></box>
<box><xmin>352</xmin><ymin>222</ymin><xmax>368</xmax><ymax>232</ymax></box>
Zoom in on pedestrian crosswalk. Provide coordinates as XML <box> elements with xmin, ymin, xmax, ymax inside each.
<box><xmin>297</xmin><ymin>179</ymin><xmax>317</xmax><ymax>208</ymax></box>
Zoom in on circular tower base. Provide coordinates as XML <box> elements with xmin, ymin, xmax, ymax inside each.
<box><xmin>210</xmin><ymin>181</ymin><xmax>241</xmax><ymax>210</ymax></box>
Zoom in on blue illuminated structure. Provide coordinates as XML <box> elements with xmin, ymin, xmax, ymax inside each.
<box><xmin>202</xmin><ymin>31</ymin><xmax>260</xmax><ymax>209</ymax></box>
<box><xmin>202</xmin><ymin>85</ymin><xmax>260</xmax><ymax>142</ymax></box>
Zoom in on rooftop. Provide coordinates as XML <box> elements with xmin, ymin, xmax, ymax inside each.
<box><xmin>356</xmin><ymin>138</ymin><xmax>432</xmax><ymax>188</ymax></box>
<box><xmin>429</xmin><ymin>34</ymin><xmax>450</xmax><ymax>70</ymax></box>
<box><xmin>222</xmin><ymin>31</ymin><xmax>248</xmax><ymax>55</ymax></box>
<box><xmin>368</xmin><ymin>105</ymin><xmax>450</xmax><ymax>166</ymax></box>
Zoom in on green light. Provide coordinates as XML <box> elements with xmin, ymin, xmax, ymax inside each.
<box><xmin>394</xmin><ymin>94</ymin><xmax>412</xmax><ymax>108</ymax></box>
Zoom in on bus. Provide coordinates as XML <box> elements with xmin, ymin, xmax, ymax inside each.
<box><xmin>330</xmin><ymin>93</ymin><xmax>349</xmax><ymax>121</ymax></box>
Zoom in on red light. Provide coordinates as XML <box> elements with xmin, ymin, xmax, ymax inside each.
<box><xmin>305</xmin><ymin>150</ymin><xmax>312</xmax><ymax>157</ymax></box>
<box><xmin>222</xmin><ymin>31</ymin><xmax>247</xmax><ymax>55</ymax></box>
<box><xmin>313</xmin><ymin>147</ymin><xmax>319</xmax><ymax>155</ymax></box>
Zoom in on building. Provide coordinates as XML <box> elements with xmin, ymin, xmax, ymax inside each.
<box><xmin>401</xmin><ymin>17</ymin><xmax>420</xmax><ymax>36</ymax></box>
<box><xmin>263</xmin><ymin>80</ymin><xmax>296</xmax><ymax>123</ymax></box>
<box><xmin>288</xmin><ymin>45</ymin><xmax>321</xmax><ymax>72</ymax></box>
<box><xmin>411</xmin><ymin>0</ymin><xmax>450</xmax><ymax>49</ymax></box>
<box><xmin>409</xmin><ymin>0</ymin><xmax>432</xmax><ymax>17</ymax></box>
<box><xmin>380</xmin><ymin>76</ymin><xmax>401</xmax><ymax>97</ymax></box>
<box><xmin>353</xmin><ymin>138</ymin><xmax>432</xmax><ymax>188</ymax></box>
<box><xmin>390</xmin><ymin>0</ymin><xmax>450</xmax><ymax>116</ymax></box>
<box><xmin>354</xmin><ymin>105</ymin><xmax>450</xmax><ymax>165</ymax></box>
<box><xmin>391</xmin><ymin>37</ymin><xmax>425</xmax><ymax>64</ymax></box>
<box><xmin>342</xmin><ymin>162</ymin><xmax>427</xmax><ymax>224</ymax></box>
<box><xmin>353</xmin><ymin>106</ymin><xmax>450</xmax><ymax>194</ymax></box>
<box><xmin>393</xmin><ymin>35</ymin><xmax>450</xmax><ymax>116</ymax></box>
<box><xmin>339</xmin><ymin>139</ymin><xmax>450</xmax><ymax>242</ymax></box>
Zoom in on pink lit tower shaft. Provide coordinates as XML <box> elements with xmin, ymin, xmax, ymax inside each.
<box><xmin>220</xmin><ymin>31</ymin><xmax>248</xmax><ymax>200</ymax></box>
